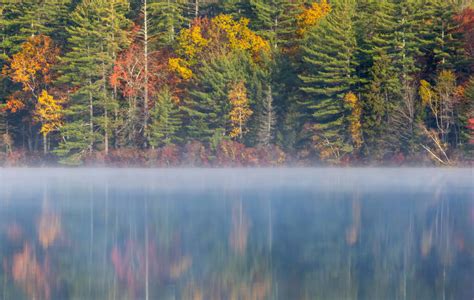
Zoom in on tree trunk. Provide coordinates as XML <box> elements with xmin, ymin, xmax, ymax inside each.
<box><xmin>143</xmin><ymin>0</ymin><xmax>149</xmax><ymax>148</ymax></box>
<box><xmin>102</xmin><ymin>57</ymin><xmax>109</xmax><ymax>155</ymax></box>
<box><xmin>89</xmin><ymin>88</ymin><xmax>94</xmax><ymax>154</ymax></box>
<box><xmin>43</xmin><ymin>134</ymin><xmax>47</xmax><ymax>155</ymax></box>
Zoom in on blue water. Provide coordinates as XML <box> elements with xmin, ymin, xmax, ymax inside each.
<box><xmin>0</xmin><ymin>168</ymin><xmax>472</xmax><ymax>299</ymax></box>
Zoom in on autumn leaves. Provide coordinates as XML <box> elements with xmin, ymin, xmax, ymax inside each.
<box><xmin>2</xmin><ymin>36</ymin><xmax>63</xmax><ymax>153</ymax></box>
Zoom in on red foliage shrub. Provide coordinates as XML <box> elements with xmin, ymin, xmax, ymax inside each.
<box><xmin>156</xmin><ymin>144</ymin><xmax>181</xmax><ymax>167</ymax></box>
<box><xmin>2</xmin><ymin>150</ymin><xmax>29</xmax><ymax>167</ymax></box>
<box><xmin>254</xmin><ymin>145</ymin><xmax>287</xmax><ymax>166</ymax></box>
<box><xmin>216</xmin><ymin>140</ymin><xmax>247</xmax><ymax>166</ymax></box>
<box><xmin>183</xmin><ymin>141</ymin><xmax>210</xmax><ymax>167</ymax></box>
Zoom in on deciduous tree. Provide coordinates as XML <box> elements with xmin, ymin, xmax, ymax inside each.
<box><xmin>229</xmin><ymin>81</ymin><xmax>253</xmax><ymax>139</ymax></box>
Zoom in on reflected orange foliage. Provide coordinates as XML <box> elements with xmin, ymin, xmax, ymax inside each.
<box><xmin>229</xmin><ymin>202</ymin><xmax>250</xmax><ymax>255</ymax></box>
<box><xmin>38</xmin><ymin>211</ymin><xmax>61</xmax><ymax>249</ymax></box>
<box><xmin>169</xmin><ymin>255</ymin><xmax>192</xmax><ymax>279</ymax></box>
<box><xmin>183</xmin><ymin>283</ymin><xmax>203</xmax><ymax>300</ymax></box>
<box><xmin>209</xmin><ymin>270</ymin><xmax>271</xmax><ymax>300</ymax></box>
<box><xmin>421</xmin><ymin>229</ymin><xmax>433</xmax><ymax>257</ymax></box>
<box><xmin>12</xmin><ymin>244</ymin><xmax>50</xmax><ymax>300</ymax></box>
<box><xmin>346</xmin><ymin>199</ymin><xmax>361</xmax><ymax>246</ymax></box>
<box><xmin>111</xmin><ymin>239</ymin><xmax>159</xmax><ymax>299</ymax></box>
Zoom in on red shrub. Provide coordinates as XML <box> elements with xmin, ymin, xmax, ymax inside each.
<box><xmin>156</xmin><ymin>144</ymin><xmax>181</xmax><ymax>167</ymax></box>
<box><xmin>216</xmin><ymin>140</ymin><xmax>247</xmax><ymax>166</ymax></box>
<box><xmin>183</xmin><ymin>141</ymin><xmax>210</xmax><ymax>166</ymax></box>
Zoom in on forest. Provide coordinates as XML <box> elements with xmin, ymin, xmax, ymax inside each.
<box><xmin>0</xmin><ymin>0</ymin><xmax>473</xmax><ymax>166</ymax></box>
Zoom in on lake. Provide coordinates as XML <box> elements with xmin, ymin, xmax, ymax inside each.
<box><xmin>0</xmin><ymin>168</ymin><xmax>472</xmax><ymax>300</ymax></box>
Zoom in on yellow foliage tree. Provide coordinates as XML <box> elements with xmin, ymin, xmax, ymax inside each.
<box><xmin>210</xmin><ymin>15</ymin><xmax>269</xmax><ymax>57</ymax></box>
<box><xmin>169</xmin><ymin>15</ymin><xmax>270</xmax><ymax>79</ymax></box>
<box><xmin>344</xmin><ymin>92</ymin><xmax>363</xmax><ymax>149</ymax></box>
<box><xmin>34</xmin><ymin>90</ymin><xmax>64</xmax><ymax>153</ymax></box>
<box><xmin>296</xmin><ymin>0</ymin><xmax>331</xmax><ymax>36</ymax></box>
<box><xmin>229</xmin><ymin>81</ymin><xmax>253</xmax><ymax>139</ymax></box>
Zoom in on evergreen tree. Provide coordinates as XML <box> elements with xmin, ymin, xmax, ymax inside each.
<box><xmin>299</xmin><ymin>0</ymin><xmax>357</xmax><ymax>161</ymax></box>
<box><xmin>390</xmin><ymin>0</ymin><xmax>425</xmax><ymax>155</ymax></box>
<box><xmin>148</xmin><ymin>0</ymin><xmax>188</xmax><ymax>48</ymax></box>
<box><xmin>418</xmin><ymin>0</ymin><xmax>465</xmax><ymax>76</ymax></box>
<box><xmin>0</xmin><ymin>0</ymin><xmax>71</xmax><ymax>55</ymax></box>
<box><xmin>56</xmin><ymin>0</ymin><xmax>130</xmax><ymax>164</ymax></box>
<box><xmin>246</xmin><ymin>0</ymin><xmax>302</xmax><ymax>49</ymax></box>
<box><xmin>183</xmin><ymin>52</ymin><xmax>249</xmax><ymax>142</ymax></box>
<box><xmin>362</xmin><ymin>51</ymin><xmax>401</xmax><ymax>159</ymax></box>
<box><xmin>354</xmin><ymin>0</ymin><xmax>397</xmax><ymax>84</ymax></box>
<box><xmin>149</xmin><ymin>87</ymin><xmax>182</xmax><ymax>147</ymax></box>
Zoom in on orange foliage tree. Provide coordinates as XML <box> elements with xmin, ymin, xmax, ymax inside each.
<box><xmin>3</xmin><ymin>35</ymin><xmax>59</xmax><ymax>107</ymax></box>
<box><xmin>110</xmin><ymin>28</ymin><xmax>181</xmax><ymax>147</ymax></box>
<box><xmin>2</xmin><ymin>35</ymin><xmax>60</xmax><ymax>151</ymax></box>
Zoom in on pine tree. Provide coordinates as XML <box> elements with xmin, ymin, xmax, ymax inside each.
<box><xmin>148</xmin><ymin>0</ymin><xmax>187</xmax><ymax>48</ymax></box>
<box><xmin>417</xmin><ymin>0</ymin><xmax>464</xmax><ymax>75</ymax></box>
<box><xmin>362</xmin><ymin>51</ymin><xmax>401</xmax><ymax>159</ymax></box>
<box><xmin>56</xmin><ymin>0</ymin><xmax>130</xmax><ymax>164</ymax></box>
<box><xmin>354</xmin><ymin>0</ymin><xmax>397</xmax><ymax>84</ymax></box>
<box><xmin>0</xmin><ymin>0</ymin><xmax>71</xmax><ymax>52</ymax></box>
<box><xmin>299</xmin><ymin>0</ymin><xmax>357</xmax><ymax>161</ymax></box>
<box><xmin>235</xmin><ymin>0</ymin><xmax>303</xmax><ymax>50</ymax></box>
<box><xmin>390</xmin><ymin>0</ymin><xmax>425</xmax><ymax>155</ymax></box>
<box><xmin>149</xmin><ymin>87</ymin><xmax>182</xmax><ymax>147</ymax></box>
<box><xmin>183</xmin><ymin>52</ymin><xmax>249</xmax><ymax>142</ymax></box>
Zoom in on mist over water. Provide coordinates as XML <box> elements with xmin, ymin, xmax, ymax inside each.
<box><xmin>0</xmin><ymin>168</ymin><xmax>473</xmax><ymax>299</ymax></box>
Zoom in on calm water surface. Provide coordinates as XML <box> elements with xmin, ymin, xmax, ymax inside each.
<box><xmin>0</xmin><ymin>168</ymin><xmax>473</xmax><ymax>300</ymax></box>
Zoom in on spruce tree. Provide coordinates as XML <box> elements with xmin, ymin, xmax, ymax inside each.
<box><xmin>299</xmin><ymin>0</ymin><xmax>357</xmax><ymax>161</ymax></box>
<box><xmin>56</xmin><ymin>0</ymin><xmax>130</xmax><ymax>164</ymax></box>
<box><xmin>390</xmin><ymin>0</ymin><xmax>425</xmax><ymax>155</ymax></box>
<box><xmin>354</xmin><ymin>0</ymin><xmax>397</xmax><ymax>84</ymax></box>
<box><xmin>241</xmin><ymin>0</ymin><xmax>303</xmax><ymax>50</ymax></box>
<box><xmin>149</xmin><ymin>87</ymin><xmax>182</xmax><ymax>147</ymax></box>
<box><xmin>417</xmin><ymin>0</ymin><xmax>464</xmax><ymax>75</ymax></box>
<box><xmin>183</xmin><ymin>52</ymin><xmax>249</xmax><ymax>142</ymax></box>
<box><xmin>148</xmin><ymin>0</ymin><xmax>187</xmax><ymax>48</ymax></box>
<box><xmin>362</xmin><ymin>51</ymin><xmax>401</xmax><ymax>159</ymax></box>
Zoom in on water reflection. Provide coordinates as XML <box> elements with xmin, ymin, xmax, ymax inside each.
<box><xmin>0</xmin><ymin>169</ymin><xmax>472</xmax><ymax>299</ymax></box>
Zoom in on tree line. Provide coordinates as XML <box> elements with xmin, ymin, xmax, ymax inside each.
<box><xmin>0</xmin><ymin>0</ymin><xmax>473</xmax><ymax>166</ymax></box>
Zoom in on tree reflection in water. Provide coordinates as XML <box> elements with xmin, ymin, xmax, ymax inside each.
<box><xmin>0</xmin><ymin>169</ymin><xmax>472</xmax><ymax>299</ymax></box>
